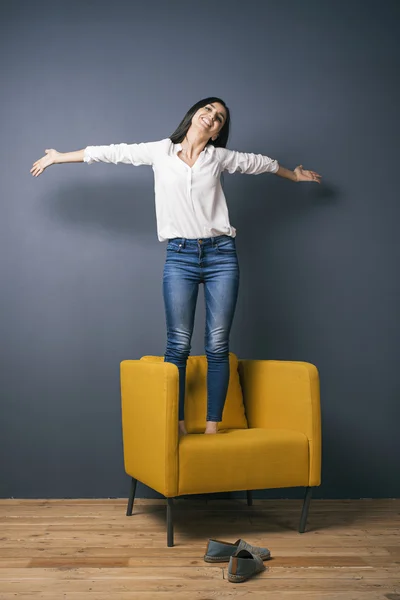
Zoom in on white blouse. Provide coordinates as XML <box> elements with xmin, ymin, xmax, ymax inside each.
<box><xmin>84</xmin><ymin>138</ymin><xmax>279</xmax><ymax>242</ymax></box>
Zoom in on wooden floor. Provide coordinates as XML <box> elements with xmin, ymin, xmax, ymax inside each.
<box><xmin>0</xmin><ymin>498</ymin><xmax>399</xmax><ymax>599</ymax></box>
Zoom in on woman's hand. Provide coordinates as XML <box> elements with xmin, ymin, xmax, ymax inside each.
<box><xmin>294</xmin><ymin>165</ymin><xmax>322</xmax><ymax>184</ymax></box>
<box><xmin>30</xmin><ymin>149</ymin><xmax>60</xmax><ymax>177</ymax></box>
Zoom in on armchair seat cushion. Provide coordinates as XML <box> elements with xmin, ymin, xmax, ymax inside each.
<box><xmin>178</xmin><ymin>428</ymin><xmax>309</xmax><ymax>496</ymax></box>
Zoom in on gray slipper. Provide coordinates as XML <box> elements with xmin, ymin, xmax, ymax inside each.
<box><xmin>204</xmin><ymin>538</ymin><xmax>271</xmax><ymax>563</ymax></box>
<box><xmin>227</xmin><ymin>548</ymin><xmax>267</xmax><ymax>583</ymax></box>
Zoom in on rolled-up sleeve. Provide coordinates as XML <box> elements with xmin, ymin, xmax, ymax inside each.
<box><xmin>216</xmin><ymin>147</ymin><xmax>279</xmax><ymax>175</ymax></box>
<box><xmin>83</xmin><ymin>142</ymin><xmax>156</xmax><ymax>166</ymax></box>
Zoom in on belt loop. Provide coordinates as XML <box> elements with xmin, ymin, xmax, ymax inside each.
<box><xmin>181</xmin><ymin>238</ymin><xmax>186</xmax><ymax>248</ymax></box>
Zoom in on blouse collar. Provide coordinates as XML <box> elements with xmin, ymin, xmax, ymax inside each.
<box><xmin>174</xmin><ymin>142</ymin><xmax>212</xmax><ymax>155</ymax></box>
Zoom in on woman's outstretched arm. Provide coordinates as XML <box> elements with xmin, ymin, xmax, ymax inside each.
<box><xmin>216</xmin><ymin>148</ymin><xmax>322</xmax><ymax>184</ymax></box>
<box><xmin>30</xmin><ymin>149</ymin><xmax>84</xmax><ymax>177</ymax></box>
<box><xmin>276</xmin><ymin>164</ymin><xmax>322</xmax><ymax>184</ymax></box>
<box><xmin>31</xmin><ymin>142</ymin><xmax>157</xmax><ymax>178</ymax></box>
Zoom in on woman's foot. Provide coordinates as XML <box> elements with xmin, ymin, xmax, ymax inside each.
<box><xmin>179</xmin><ymin>420</ymin><xmax>188</xmax><ymax>436</ymax></box>
<box><xmin>204</xmin><ymin>421</ymin><xmax>218</xmax><ymax>434</ymax></box>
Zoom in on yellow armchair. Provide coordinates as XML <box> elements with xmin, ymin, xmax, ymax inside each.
<box><xmin>120</xmin><ymin>353</ymin><xmax>321</xmax><ymax>546</ymax></box>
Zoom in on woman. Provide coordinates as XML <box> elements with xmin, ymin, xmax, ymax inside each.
<box><xmin>31</xmin><ymin>96</ymin><xmax>321</xmax><ymax>436</ymax></box>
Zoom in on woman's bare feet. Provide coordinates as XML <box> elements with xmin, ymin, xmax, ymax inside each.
<box><xmin>179</xmin><ymin>420</ymin><xmax>188</xmax><ymax>436</ymax></box>
<box><xmin>204</xmin><ymin>421</ymin><xmax>218</xmax><ymax>434</ymax></box>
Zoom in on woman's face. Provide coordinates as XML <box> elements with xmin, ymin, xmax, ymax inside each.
<box><xmin>191</xmin><ymin>102</ymin><xmax>227</xmax><ymax>140</ymax></box>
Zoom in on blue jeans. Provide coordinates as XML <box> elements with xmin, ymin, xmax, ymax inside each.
<box><xmin>163</xmin><ymin>235</ymin><xmax>240</xmax><ymax>422</ymax></box>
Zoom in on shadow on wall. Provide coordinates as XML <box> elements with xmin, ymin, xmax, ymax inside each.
<box><xmin>227</xmin><ymin>172</ymin><xmax>338</xmax><ymax>358</ymax></box>
<box><xmin>39</xmin><ymin>172</ymin><xmax>337</xmax><ymax>242</ymax></box>
<box><xmin>41</xmin><ymin>179</ymin><xmax>156</xmax><ymax>239</ymax></box>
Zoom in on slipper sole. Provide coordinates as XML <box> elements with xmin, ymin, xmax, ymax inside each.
<box><xmin>204</xmin><ymin>551</ymin><xmax>271</xmax><ymax>563</ymax></box>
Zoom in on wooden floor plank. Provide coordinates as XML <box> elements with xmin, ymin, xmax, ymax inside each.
<box><xmin>0</xmin><ymin>546</ymin><xmax>392</xmax><ymax>558</ymax></box>
<box><xmin>0</xmin><ymin>578</ymin><xmax>398</xmax><ymax>593</ymax></box>
<box><xmin>0</xmin><ymin>594</ymin><xmax>398</xmax><ymax>600</ymax></box>
<box><xmin>0</xmin><ymin>556</ymin><xmax>378</xmax><ymax>568</ymax></box>
<box><xmin>1</xmin><ymin>536</ymin><xmax>399</xmax><ymax>550</ymax></box>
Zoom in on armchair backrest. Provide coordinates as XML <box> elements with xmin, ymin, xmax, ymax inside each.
<box><xmin>140</xmin><ymin>353</ymin><xmax>248</xmax><ymax>433</ymax></box>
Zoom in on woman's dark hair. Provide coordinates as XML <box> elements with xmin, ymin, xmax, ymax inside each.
<box><xmin>169</xmin><ymin>97</ymin><xmax>230</xmax><ymax>148</ymax></box>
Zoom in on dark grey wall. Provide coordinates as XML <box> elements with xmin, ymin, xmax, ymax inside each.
<box><xmin>1</xmin><ymin>0</ymin><xmax>399</xmax><ymax>499</ymax></box>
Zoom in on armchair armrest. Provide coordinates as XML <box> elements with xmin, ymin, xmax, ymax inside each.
<box><xmin>238</xmin><ymin>360</ymin><xmax>321</xmax><ymax>486</ymax></box>
<box><xmin>120</xmin><ymin>360</ymin><xmax>179</xmax><ymax>496</ymax></box>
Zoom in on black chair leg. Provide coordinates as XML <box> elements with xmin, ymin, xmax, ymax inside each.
<box><xmin>167</xmin><ymin>498</ymin><xmax>174</xmax><ymax>547</ymax></box>
<box><xmin>246</xmin><ymin>491</ymin><xmax>253</xmax><ymax>506</ymax></box>
<box><xmin>299</xmin><ymin>486</ymin><xmax>312</xmax><ymax>533</ymax></box>
<box><xmin>126</xmin><ymin>477</ymin><xmax>137</xmax><ymax>516</ymax></box>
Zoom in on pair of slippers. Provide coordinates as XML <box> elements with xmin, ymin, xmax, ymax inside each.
<box><xmin>204</xmin><ymin>538</ymin><xmax>271</xmax><ymax>583</ymax></box>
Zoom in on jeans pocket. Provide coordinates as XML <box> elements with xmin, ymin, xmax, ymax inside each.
<box><xmin>167</xmin><ymin>242</ymin><xmax>182</xmax><ymax>253</ymax></box>
<box><xmin>216</xmin><ymin>237</ymin><xmax>236</xmax><ymax>254</ymax></box>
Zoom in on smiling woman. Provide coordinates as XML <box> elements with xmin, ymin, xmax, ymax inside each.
<box><xmin>170</xmin><ymin>96</ymin><xmax>231</xmax><ymax>153</ymax></box>
<box><xmin>30</xmin><ymin>95</ymin><xmax>322</xmax><ymax>436</ymax></box>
